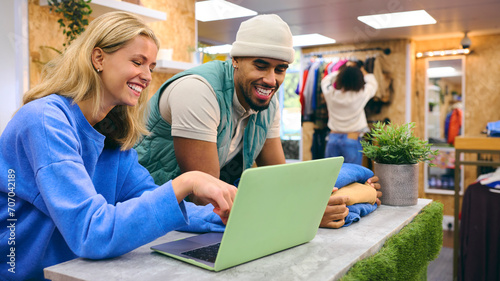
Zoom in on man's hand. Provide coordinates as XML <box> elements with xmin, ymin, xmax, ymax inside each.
<box><xmin>320</xmin><ymin>190</ymin><xmax>349</xmax><ymax>229</ymax></box>
<box><xmin>366</xmin><ymin>176</ymin><xmax>382</xmax><ymax>205</ymax></box>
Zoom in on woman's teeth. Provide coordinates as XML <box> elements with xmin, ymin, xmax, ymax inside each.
<box><xmin>128</xmin><ymin>83</ymin><xmax>143</xmax><ymax>93</ymax></box>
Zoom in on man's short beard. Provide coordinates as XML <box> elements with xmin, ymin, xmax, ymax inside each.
<box><xmin>243</xmin><ymin>94</ymin><xmax>271</xmax><ymax>112</ymax></box>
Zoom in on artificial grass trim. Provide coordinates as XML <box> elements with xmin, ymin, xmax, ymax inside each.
<box><xmin>341</xmin><ymin>201</ymin><xmax>443</xmax><ymax>281</ymax></box>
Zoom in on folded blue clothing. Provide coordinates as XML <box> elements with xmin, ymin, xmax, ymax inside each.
<box><xmin>336</xmin><ymin>163</ymin><xmax>374</xmax><ymax>188</ymax></box>
<box><xmin>487</xmin><ymin>120</ymin><xmax>500</xmax><ymax>137</ymax></box>
<box><xmin>343</xmin><ymin>203</ymin><xmax>378</xmax><ymax>227</ymax></box>
<box><xmin>335</xmin><ymin>163</ymin><xmax>377</xmax><ymax>228</ymax></box>
<box><xmin>177</xmin><ymin>202</ymin><xmax>226</xmax><ymax>233</ymax></box>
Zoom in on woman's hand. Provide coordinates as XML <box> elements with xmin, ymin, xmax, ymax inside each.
<box><xmin>172</xmin><ymin>171</ymin><xmax>238</xmax><ymax>224</ymax></box>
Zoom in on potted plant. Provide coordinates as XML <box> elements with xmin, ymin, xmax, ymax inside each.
<box><xmin>48</xmin><ymin>0</ymin><xmax>92</xmax><ymax>48</ymax></box>
<box><xmin>361</xmin><ymin>122</ymin><xmax>438</xmax><ymax>206</ymax></box>
<box><xmin>34</xmin><ymin>1</ymin><xmax>92</xmax><ymax>67</ymax></box>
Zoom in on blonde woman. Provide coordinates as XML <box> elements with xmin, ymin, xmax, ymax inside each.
<box><xmin>0</xmin><ymin>11</ymin><xmax>236</xmax><ymax>280</ymax></box>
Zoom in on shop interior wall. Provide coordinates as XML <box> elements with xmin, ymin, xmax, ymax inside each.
<box><xmin>413</xmin><ymin>33</ymin><xmax>500</xmax><ymax>216</ymax></box>
<box><xmin>28</xmin><ymin>0</ymin><xmax>195</xmax><ymax>98</ymax></box>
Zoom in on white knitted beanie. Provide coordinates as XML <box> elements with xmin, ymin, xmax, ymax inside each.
<box><xmin>230</xmin><ymin>14</ymin><xmax>295</xmax><ymax>63</ymax></box>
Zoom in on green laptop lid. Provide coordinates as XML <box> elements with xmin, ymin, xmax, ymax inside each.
<box><xmin>214</xmin><ymin>156</ymin><xmax>343</xmax><ymax>271</ymax></box>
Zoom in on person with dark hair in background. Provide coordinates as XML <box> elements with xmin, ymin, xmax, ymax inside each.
<box><xmin>321</xmin><ymin>61</ymin><xmax>378</xmax><ymax>164</ymax></box>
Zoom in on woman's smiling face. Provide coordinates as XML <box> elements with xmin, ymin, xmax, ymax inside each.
<box><xmin>97</xmin><ymin>35</ymin><xmax>158</xmax><ymax>110</ymax></box>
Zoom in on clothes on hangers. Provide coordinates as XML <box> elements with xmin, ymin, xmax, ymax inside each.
<box><xmin>300</xmin><ymin>60</ymin><xmax>322</xmax><ymax>117</ymax></box>
<box><xmin>371</xmin><ymin>56</ymin><xmax>392</xmax><ymax>103</ymax></box>
<box><xmin>459</xmin><ymin>181</ymin><xmax>500</xmax><ymax>281</ymax></box>
<box><xmin>444</xmin><ymin>103</ymin><xmax>463</xmax><ymax>145</ymax></box>
<box><xmin>364</xmin><ymin>57</ymin><xmax>375</xmax><ymax>73</ymax></box>
<box><xmin>478</xmin><ymin>167</ymin><xmax>500</xmax><ymax>189</ymax></box>
<box><xmin>311</xmin><ymin>127</ymin><xmax>329</xmax><ymax>159</ymax></box>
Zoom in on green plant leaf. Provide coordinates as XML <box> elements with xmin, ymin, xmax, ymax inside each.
<box><xmin>361</xmin><ymin>122</ymin><xmax>438</xmax><ymax>165</ymax></box>
<box><xmin>47</xmin><ymin>0</ymin><xmax>92</xmax><ymax>48</ymax></box>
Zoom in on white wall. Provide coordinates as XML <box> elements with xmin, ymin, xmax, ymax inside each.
<box><xmin>0</xmin><ymin>0</ymin><xmax>29</xmax><ymax>134</ymax></box>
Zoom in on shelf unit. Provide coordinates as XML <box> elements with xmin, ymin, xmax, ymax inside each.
<box><xmin>39</xmin><ymin>0</ymin><xmax>166</xmax><ymax>23</ymax></box>
<box><xmin>424</xmin><ymin>146</ymin><xmax>460</xmax><ymax>195</ymax></box>
<box><xmin>155</xmin><ymin>60</ymin><xmax>198</xmax><ymax>74</ymax></box>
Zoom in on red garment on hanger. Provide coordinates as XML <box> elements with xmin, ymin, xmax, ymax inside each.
<box><xmin>448</xmin><ymin>108</ymin><xmax>463</xmax><ymax>145</ymax></box>
<box><xmin>299</xmin><ymin>69</ymin><xmax>309</xmax><ymax>115</ymax></box>
<box><xmin>323</xmin><ymin>61</ymin><xmax>334</xmax><ymax>78</ymax></box>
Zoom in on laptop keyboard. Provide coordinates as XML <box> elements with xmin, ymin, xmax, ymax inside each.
<box><xmin>181</xmin><ymin>242</ymin><xmax>221</xmax><ymax>263</ymax></box>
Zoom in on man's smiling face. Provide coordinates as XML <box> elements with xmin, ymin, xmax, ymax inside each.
<box><xmin>233</xmin><ymin>57</ymin><xmax>289</xmax><ymax>111</ymax></box>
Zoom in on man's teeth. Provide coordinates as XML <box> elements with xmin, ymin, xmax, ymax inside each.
<box><xmin>128</xmin><ymin>84</ymin><xmax>143</xmax><ymax>93</ymax></box>
<box><xmin>256</xmin><ymin>87</ymin><xmax>272</xmax><ymax>96</ymax></box>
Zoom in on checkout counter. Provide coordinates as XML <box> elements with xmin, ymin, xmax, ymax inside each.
<box><xmin>44</xmin><ymin>199</ymin><xmax>442</xmax><ymax>281</ymax></box>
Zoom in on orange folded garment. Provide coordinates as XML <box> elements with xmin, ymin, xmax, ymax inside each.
<box><xmin>332</xmin><ymin>182</ymin><xmax>377</xmax><ymax>205</ymax></box>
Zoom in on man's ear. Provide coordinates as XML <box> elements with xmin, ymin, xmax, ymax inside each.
<box><xmin>232</xmin><ymin>57</ymin><xmax>238</xmax><ymax>69</ymax></box>
<box><xmin>91</xmin><ymin>47</ymin><xmax>104</xmax><ymax>71</ymax></box>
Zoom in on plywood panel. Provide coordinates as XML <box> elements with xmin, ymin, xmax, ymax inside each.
<box><xmin>28</xmin><ymin>0</ymin><xmax>66</xmax><ymax>88</ymax></box>
<box><xmin>142</xmin><ymin>0</ymin><xmax>195</xmax><ymax>96</ymax></box>
<box><xmin>414</xmin><ymin>33</ymin><xmax>500</xmax><ymax>216</ymax></box>
<box><xmin>143</xmin><ymin>0</ymin><xmax>195</xmax><ymax>62</ymax></box>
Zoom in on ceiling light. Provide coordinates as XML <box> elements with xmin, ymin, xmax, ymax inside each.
<box><xmin>358</xmin><ymin>10</ymin><xmax>436</xmax><ymax>29</ymax></box>
<box><xmin>196</xmin><ymin>0</ymin><xmax>257</xmax><ymax>22</ymax></box>
<box><xmin>293</xmin><ymin>34</ymin><xmax>336</xmax><ymax>47</ymax></box>
<box><xmin>416</xmin><ymin>48</ymin><xmax>470</xmax><ymax>58</ymax></box>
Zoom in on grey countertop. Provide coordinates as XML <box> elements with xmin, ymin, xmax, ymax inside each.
<box><xmin>44</xmin><ymin>199</ymin><xmax>432</xmax><ymax>281</ymax></box>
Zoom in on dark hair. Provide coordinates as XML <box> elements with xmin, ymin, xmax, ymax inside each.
<box><xmin>335</xmin><ymin>65</ymin><xmax>365</xmax><ymax>92</ymax></box>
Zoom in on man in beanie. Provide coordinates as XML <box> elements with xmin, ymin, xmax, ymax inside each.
<box><xmin>135</xmin><ymin>14</ymin><xmax>380</xmax><ymax>228</ymax></box>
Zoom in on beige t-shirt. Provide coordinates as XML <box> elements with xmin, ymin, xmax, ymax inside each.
<box><xmin>159</xmin><ymin>75</ymin><xmax>281</xmax><ymax>166</ymax></box>
<box><xmin>321</xmin><ymin>73</ymin><xmax>378</xmax><ymax>133</ymax></box>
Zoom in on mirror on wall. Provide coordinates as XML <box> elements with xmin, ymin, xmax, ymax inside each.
<box><xmin>424</xmin><ymin>57</ymin><xmax>465</xmax><ymax>194</ymax></box>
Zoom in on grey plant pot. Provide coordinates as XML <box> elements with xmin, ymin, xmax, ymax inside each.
<box><xmin>374</xmin><ymin>162</ymin><xmax>419</xmax><ymax>206</ymax></box>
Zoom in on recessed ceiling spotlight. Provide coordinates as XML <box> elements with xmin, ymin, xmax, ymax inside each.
<box><xmin>196</xmin><ymin>0</ymin><xmax>257</xmax><ymax>22</ymax></box>
<box><xmin>358</xmin><ymin>10</ymin><xmax>436</xmax><ymax>29</ymax></box>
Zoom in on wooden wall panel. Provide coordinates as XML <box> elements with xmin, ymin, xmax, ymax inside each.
<box><xmin>142</xmin><ymin>0</ymin><xmax>195</xmax><ymax>96</ymax></box>
<box><xmin>414</xmin><ymin>33</ymin><xmax>500</xmax><ymax>216</ymax></box>
<box><xmin>28</xmin><ymin>0</ymin><xmax>66</xmax><ymax>88</ymax></box>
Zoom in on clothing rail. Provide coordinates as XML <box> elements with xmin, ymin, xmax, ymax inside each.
<box><xmin>303</xmin><ymin>47</ymin><xmax>391</xmax><ymax>58</ymax></box>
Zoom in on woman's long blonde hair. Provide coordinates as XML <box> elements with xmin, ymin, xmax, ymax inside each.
<box><xmin>23</xmin><ymin>11</ymin><xmax>159</xmax><ymax>150</ymax></box>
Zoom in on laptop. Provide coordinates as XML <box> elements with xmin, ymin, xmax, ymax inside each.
<box><xmin>151</xmin><ymin>156</ymin><xmax>344</xmax><ymax>271</ymax></box>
